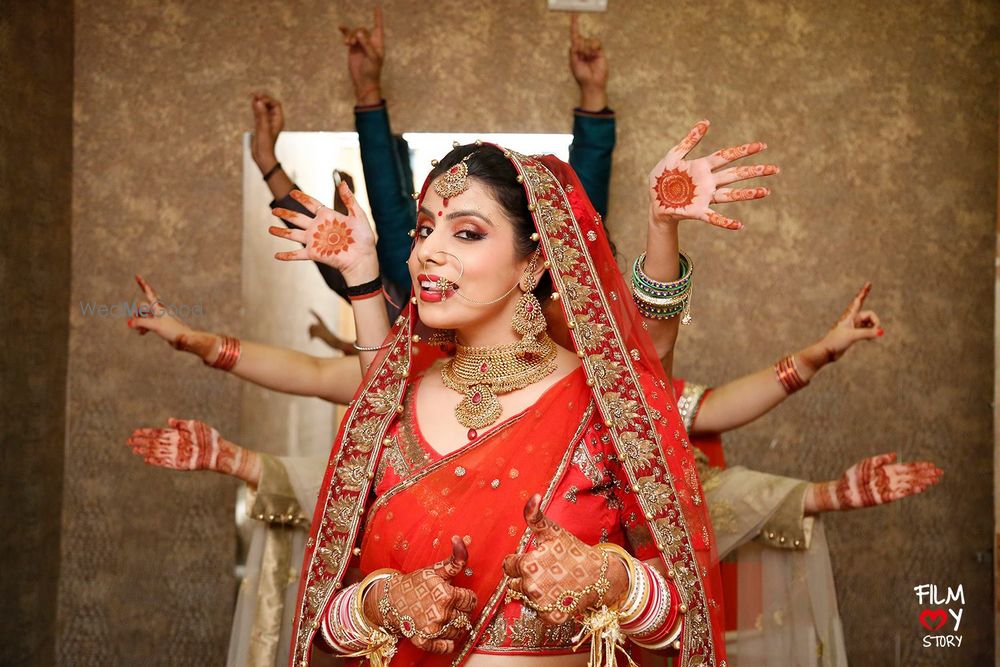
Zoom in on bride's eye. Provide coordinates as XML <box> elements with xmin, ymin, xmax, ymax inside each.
<box><xmin>455</xmin><ymin>229</ymin><xmax>486</xmax><ymax>241</ymax></box>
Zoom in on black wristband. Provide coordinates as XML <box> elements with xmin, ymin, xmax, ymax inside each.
<box><xmin>262</xmin><ymin>162</ymin><xmax>282</xmax><ymax>182</ymax></box>
<box><xmin>346</xmin><ymin>276</ymin><xmax>383</xmax><ymax>299</ymax></box>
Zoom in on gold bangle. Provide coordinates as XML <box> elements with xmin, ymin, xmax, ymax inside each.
<box><xmin>596</xmin><ymin>543</ymin><xmax>639</xmax><ymax>612</ymax></box>
<box><xmin>354</xmin><ymin>570</ymin><xmax>399</xmax><ymax>636</ymax></box>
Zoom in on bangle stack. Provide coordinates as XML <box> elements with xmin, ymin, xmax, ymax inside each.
<box><xmin>774</xmin><ymin>355</ymin><xmax>808</xmax><ymax>394</ymax></box>
<box><xmin>595</xmin><ymin>543</ymin><xmax>683</xmax><ymax>651</ymax></box>
<box><xmin>630</xmin><ymin>251</ymin><xmax>694</xmax><ymax>324</ymax></box>
<box><xmin>319</xmin><ymin>570</ymin><xmax>398</xmax><ymax>665</ymax></box>
<box><xmin>206</xmin><ymin>334</ymin><xmax>241</xmax><ymax>371</ymax></box>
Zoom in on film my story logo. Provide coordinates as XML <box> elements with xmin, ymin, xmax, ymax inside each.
<box><xmin>914</xmin><ymin>584</ymin><xmax>964</xmax><ymax>648</ymax></box>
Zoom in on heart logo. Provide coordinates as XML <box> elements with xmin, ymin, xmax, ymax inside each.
<box><xmin>919</xmin><ymin>609</ymin><xmax>948</xmax><ymax>632</ymax></box>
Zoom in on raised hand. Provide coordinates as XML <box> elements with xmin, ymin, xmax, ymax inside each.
<box><xmin>502</xmin><ymin>494</ymin><xmax>628</xmax><ymax>625</ymax></box>
<box><xmin>569</xmin><ymin>14</ymin><xmax>608</xmax><ymax>111</ymax></box>
<box><xmin>339</xmin><ymin>6</ymin><xmax>385</xmax><ymax>105</ymax></box>
<box><xmin>249</xmin><ymin>92</ymin><xmax>284</xmax><ymax>172</ymax></box>
<box><xmin>801</xmin><ymin>282</ymin><xmax>884</xmax><ymax>371</ymax></box>
<box><xmin>269</xmin><ymin>181</ymin><xmax>377</xmax><ymax>281</ymax></box>
<box><xmin>127</xmin><ymin>274</ymin><xmax>218</xmax><ymax>358</ymax></box>
<box><xmin>806</xmin><ymin>453</ymin><xmax>943</xmax><ymax>513</ymax></box>
<box><xmin>363</xmin><ymin>536</ymin><xmax>477</xmax><ymax>654</ymax></box>
<box><xmin>649</xmin><ymin>120</ymin><xmax>779</xmax><ymax>230</ymax></box>
<box><xmin>127</xmin><ymin>418</ymin><xmax>260</xmax><ymax>483</ymax></box>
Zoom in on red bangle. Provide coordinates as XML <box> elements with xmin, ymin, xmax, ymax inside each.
<box><xmin>206</xmin><ymin>334</ymin><xmax>241</xmax><ymax>371</ymax></box>
<box><xmin>349</xmin><ymin>288</ymin><xmax>384</xmax><ymax>302</ymax></box>
<box><xmin>774</xmin><ymin>355</ymin><xmax>808</xmax><ymax>394</ymax></box>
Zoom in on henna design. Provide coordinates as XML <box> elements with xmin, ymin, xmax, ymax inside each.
<box><xmin>874</xmin><ymin>465</ymin><xmax>892</xmax><ymax>499</ymax></box>
<box><xmin>857</xmin><ymin>458</ymin><xmax>878</xmax><ymax>506</ymax></box>
<box><xmin>706</xmin><ymin>211</ymin><xmax>740</xmax><ymax>230</ymax></box>
<box><xmin>648</xmin><ymin>121</ymin><xmax>777</xmax><ymax>232</ymax></box>
<box><xmin>712</xmin><ymin>142</ymin><xmax>766</xmax><ymax>163</ymax></box>
<box><xmin>713</xmin><ymin>187</ymin><xmax>770</xmax><ymax>203</ymax></box>
<box><xmin>822</xmin><ymin>455</ymin><xmax>943</xmax><ymax>512</ymax></box>
<box><xmin>503</xmin><ymin>495</ymin><xmax>628</xmax><ymax>625</ymax></box>
<box><xmin>312</xmin><ymin>219</ymin><xmax>355</xmax><ymax>257</ymax></box>
<box><xmin>126</xmin><ymin>418</ymin><xmax>221</xmax><ymax>472</ymax></box>
<box><xmin>834</xmin><ymin>476</ymin><xmax>852</xmax><ymax>510</ymax></box>
<box><xmin>364</xmin><ymin>537</ymin><xmax>476</xmax><ymax>654</ymax></box>
<box><xmin>653</xmin><ymin>167</ymin><xmax>697</xmax><ymax>209</ymax></box>
<box><xmin>675</xmin><ymin>120</ymin><xmax>710</xmax><ymax>156</ymax></box>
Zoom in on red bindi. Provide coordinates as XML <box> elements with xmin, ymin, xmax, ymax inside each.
<box><xmin>438</xmin><ymin>211</ymin><xmax>443</xmax><ymax>217</ymax></box>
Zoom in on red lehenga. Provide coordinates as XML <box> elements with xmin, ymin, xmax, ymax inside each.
<box><xmin>288</xmin><ymin>152</ymin><xmax>727</xmax><ymax>666</ymax></box>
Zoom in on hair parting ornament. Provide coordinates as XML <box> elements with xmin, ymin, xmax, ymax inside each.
<box><xmin>433</xmin><ymin>152</ymin><xmax>477</xmax><ymax>199</ymax></box>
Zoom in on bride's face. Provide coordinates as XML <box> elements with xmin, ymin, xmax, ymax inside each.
<box><xmin>407</xmin><ymin>179</ymin><xmax>533</xmax><ymax>342</ymax></box>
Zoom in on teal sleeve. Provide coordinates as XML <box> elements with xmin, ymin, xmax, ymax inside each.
<box><xmin>568</xmin><ymin>109</ymin><xmax>616</xmax><ymax>222</ymax></box>
<box><xmin>355</xmin><ymin>102</ymin><xmax>414</xmax><ymax>295</ymax></box>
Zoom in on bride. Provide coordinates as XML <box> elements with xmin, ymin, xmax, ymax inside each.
<box><xmin>267</xmin><ymin>125</ymin><xmax>771</xmax><ymax>667</ymax></box>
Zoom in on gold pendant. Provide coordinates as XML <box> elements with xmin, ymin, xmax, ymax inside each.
<box><xmin>454</xmin><ymin>384</ymin><xmax>502</xmax><ymax>429</ymax></box>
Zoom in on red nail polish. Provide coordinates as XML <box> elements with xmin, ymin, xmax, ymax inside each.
<box><xmin>127</xmin><ymin>318</ymin><xmax>133</xmax><ymax>328</ymax></box>
<box><xmin>876</xmin><ymin>328</ymin><xmax>884</xmax><ymax>337</ymax></box>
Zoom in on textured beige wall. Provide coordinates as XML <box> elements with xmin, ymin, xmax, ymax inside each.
<box><xmin>65</xmin><ymin>1</ymin><xmax>997</xmax><ymax>665</ymax></box>
<box><xmin>1</xmin><ymin>2</ymin><xmax>73</xmax><ymax>665</ymax></box>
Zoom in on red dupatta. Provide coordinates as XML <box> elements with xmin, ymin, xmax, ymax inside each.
<box><xmin>288</xmin><ymin>150</ymin><xmax>726</xmax><ymax>667</ymax></box>
<box><xmin>360</xmin><ymin>368</ymin><xmax>593</xmax><ymax>665</ymax></box>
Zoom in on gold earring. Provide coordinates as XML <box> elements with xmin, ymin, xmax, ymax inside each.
<box><xmin>512</xmin><ymin>252</ymin><xmax>545</xmax><ymax>354</ymax></box>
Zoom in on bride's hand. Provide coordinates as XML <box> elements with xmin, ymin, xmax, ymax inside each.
<box><xmin>502</xmin><ymin>494</ymin><xmax>629</xmax><ymax>626</ymax></box>
<box><xmin>363</xmin><ymin>536</ymin><xmax>477</xmax><ymax>654</ymax></box>
<box><xmin>269</xmin><ymin>181</ymin><xmax>378</xmax><ymax>282</ymax></box>
<box><xmin>649</xmin><ymin>119</ymin><xmax>779</xmax><ymax>230</ymax></box>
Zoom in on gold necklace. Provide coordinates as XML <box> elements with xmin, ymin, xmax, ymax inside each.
<box><xmin>441</xmin><ymin>332</ymin><xmax>558</xmax><ymax>438</ymax></box>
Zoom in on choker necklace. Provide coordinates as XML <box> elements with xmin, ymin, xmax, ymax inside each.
<box><xmin>441</xmin><ymin>332</ymin><xmax>558</xmax><ymax>439</ymax></box>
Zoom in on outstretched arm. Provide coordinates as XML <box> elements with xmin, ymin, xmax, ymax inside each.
<box><xmin>127</xmin><ymin>418</ymin><xmax>261</xmax><ymax>487</ymax></box>
<box><xmin>128</xmin><ymin>275</ymin><xmax>362</xmax><ymax>403</ymax></box>
<box><xmin>566</xmin><ymin>13</ymin><xmax>615</xmax><ymax>223</ymax></box>
<box><xmin>691</xmin><ymin>282</ymin><xmax>882</xmax><ymax>435</ymax></box>
<box><xmin>271</xmin><ymin>183</ymin><xmax>390</xmax><ymax>373</ymax></box>
<box><xmin>641</xmin><ymin>121</ymin><xmax>778</xmax><ymax>371</ymax></box>
<box><xmin>250</xmin><ymin>92</ymin><xmax>295</xmax><ymax>201</ymax></box>
<box><xmin>804</xmin><ymin>452</ymin><xmax>942</xmax><ymax>515</ymax></box>
<box><xmin>341</xmin><ymin>6</ymin><xmax>414</xmax><ymax>294</ymax></box>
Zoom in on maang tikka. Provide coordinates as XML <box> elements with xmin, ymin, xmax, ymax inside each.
<box><xmin>433</xmin><ymin>152</ymin><xmax>476</xmax><ymax>199</ymax></box>
<box><xmin>512</xmin><ymin>249</ymin><xmax>547</xmax><ymax>356</ymax></box>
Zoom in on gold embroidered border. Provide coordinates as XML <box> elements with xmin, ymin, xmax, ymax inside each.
<box><xmin>508</xmin><ymin>152</ymin><xmax>716</xmax><ymax>665</ymax></box>
<box><xmin>289</xmin><ymin>315</ymin><xmax>414</xmax><ymax>667</ymax></box>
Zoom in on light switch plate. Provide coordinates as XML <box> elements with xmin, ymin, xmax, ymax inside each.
<box><xmin>547</xmin><ymin>0</ymin><xmax>608</xmax><ymax>12</ymax></box>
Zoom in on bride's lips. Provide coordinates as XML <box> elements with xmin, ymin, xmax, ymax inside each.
<box><xmin>416</xmin><ymin>273</ymin><xmax>458</xmax><ymax>303</ymax></box>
